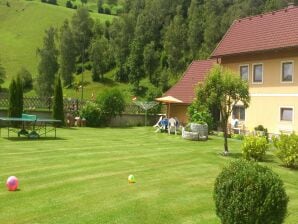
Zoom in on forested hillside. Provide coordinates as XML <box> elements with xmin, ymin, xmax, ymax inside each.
<box><xmin>110</xmin><ymin>0</ymin><xmax>295</xmax><ymax>94</ymax></box>
<box><xmin>0</xmin><ymin>0</ymin><xmax>297</xmax><ymax>99</ymax></box>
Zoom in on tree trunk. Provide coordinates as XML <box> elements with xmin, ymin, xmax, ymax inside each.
<box><xmin>223</xmin><ymin>119</ymin><xmax>229</xmax><ymax>153</ymax></box>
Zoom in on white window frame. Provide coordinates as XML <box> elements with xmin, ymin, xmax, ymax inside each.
<box><xmin>279</xmin><ymin>106</ymin><xmax>294</xmax><ymax>123</ymax></box>
<box><xmin>280</xmin><ymin>60</ymin><xmax>294</xmax><ymax>83</ymax></box>
<box><xmin>252</xmin><ymin>63</ymin><xmax>263</xmax><ymax>84</ymax></box>
<box><xmin>239</xmin><ymin>64</ymin><xmax>249</xmax><ymax>81</ymax></box>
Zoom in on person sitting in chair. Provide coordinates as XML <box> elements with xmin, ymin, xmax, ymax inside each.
<box><xmin>153</xmin><ymin>116</ymin><xmax>168</xmax><ymax>132</ymax></box>
<box><xmin>231</xmin><ymin>116</ymin><xmax>239</xmax><ymax>128</ymax></box>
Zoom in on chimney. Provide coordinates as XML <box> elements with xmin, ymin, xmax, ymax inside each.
<box><xmin>288</xmin><ymin>2</ymin><xmax>295</xmax><ymax>8</ymax></box>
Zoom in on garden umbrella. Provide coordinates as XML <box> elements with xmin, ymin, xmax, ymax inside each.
<box><xmin>155</xmin><ymin>96</ymin><xmax>183</xmax><ymax>117</ymax></box>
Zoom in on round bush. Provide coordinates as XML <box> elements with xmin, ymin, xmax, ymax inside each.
<box><xmin>214</xmin><ymin>160</ymin><xmax>288</xmax><ymax>224</ymax></box>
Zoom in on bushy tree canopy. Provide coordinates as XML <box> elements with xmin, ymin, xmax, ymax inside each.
<box><xmin>36</xmin><ymin>26</ymin><xmax>59</xmax><ymax>98</ymax></box>
<box><xmin>196</xmin><ymin>65</ymin><xmax>250</xmax><ymax>153</ymax></box>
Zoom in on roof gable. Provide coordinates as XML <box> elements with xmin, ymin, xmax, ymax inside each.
<box><xmin>212</xmin><ymin>6</ymin><xmax>298</xmax><ymax>57</ymax></box>
<box><xmin>164</xmin><ymin>59</ymin><xmax>215</xmax><ymax>104</ymax></box>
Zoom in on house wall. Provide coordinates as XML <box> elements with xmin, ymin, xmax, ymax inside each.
<box><xmin>168</xmin><ymin>104</ymin><xmax>189</xmax><ymax>125</ymax></box>
<box><xmin>222</xmin><ymin>50</ymin><xmax>298</xmax><ymax>133</ymax></box>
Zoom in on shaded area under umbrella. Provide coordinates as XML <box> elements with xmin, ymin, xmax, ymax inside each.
<box><xmin>155</xmin><ymin>96</ymin><xmax>183</xmax><ymax>117</ymax></box>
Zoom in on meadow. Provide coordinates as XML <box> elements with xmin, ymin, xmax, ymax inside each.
<box><xmin>0</xmin><ymin>0</ymin><xmax>114</xmax><ymax>85</ymax></box>
<box><xmin>0</xmin><ymin>127</ymin><xmax>297</xmax><ymax>223</ymax></box>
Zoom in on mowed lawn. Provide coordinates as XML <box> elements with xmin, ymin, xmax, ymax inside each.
<box><xmin>0</xmin><ymin>127</ymin><xmax>297</xmax><ymax>224</ymax></box>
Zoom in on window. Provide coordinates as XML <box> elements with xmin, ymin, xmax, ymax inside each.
<box><xmin>233</xmin><ymin>105</ymin><xmax>245</xmax><ymax>121</ymax></box>
<box><xmin>280</xmin><ymin>107</ymin><xmax>293</xmax><ymax>122</ymax></box>
<box><xmin>282</xmin><ymin>61</ymin><xmax>293</xmax><ymax>82</ymax></box>
<box><xmin>240</xmin><ymin>65</ymin><xmax>249</xmax><ymax>81</ymax></box>
<box><xmin>253</xmin><ymin>64</ymin><xmax>263</xmax><ymax>83</ymax></box>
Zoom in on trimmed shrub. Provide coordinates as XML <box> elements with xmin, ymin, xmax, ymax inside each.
<box><xmin>79</xmin><ymin>101</ymin><xmax>102</xmax><ymax>127</ymax></box>
<box><xmin>242</xmin><ymin>135</ymin><xmax>269</xmax><ymax>161</ymax></box>
<box><xmin>254</xmin><ymin>124</ymin><xmax>269</xmax><ymax>142</ymax></box>
<box><xmin>273</xmin><ymin>133</ymin><xmax>298</xmax><ymax>168</ymax></box>
<box><xmin>214</xmin><ymin>159</ymin><xmax>288</xmax><ymax>224</ymax></box>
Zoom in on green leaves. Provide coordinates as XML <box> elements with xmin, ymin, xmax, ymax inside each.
<box><xmin>196</xmin><ymin>65</ymin><xmax>250</xmax><ymax>152</ymax></box>
<box><xmin>242</xmin><ymin>136</ymin><xmax>269</xmax><ymax>161</ymax></box>
<box><xmin>0</xmin><ymin>60</ymin><xmax>5</xmax><ymax>86</ymax></box>
<box><xmin>36</xmin><ymin>26</ymin><xmax>59</xmax><ymax>97</ymax></box>
<box><xmin>214</xmin><ymin>160</ymin><xmax>288</xmax><ymax>224</ymax></box>
<box><xmin>8</xmin><ymin>75</ymin><xmax>23</xmax><ymax>118</ymax></box>
<box><xmin>273</xmin><ymin>133</ymin><xmax>298</xmax><ymax>168</ymax></box>
<box><xmin>52</xmin><ymin>76</ymin><xmax>64</xmax><ymax>126</ymax></box>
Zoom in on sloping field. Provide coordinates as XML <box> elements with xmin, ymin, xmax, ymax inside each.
<box><xmin>0</xmin><ymin>0</ymin><xmax>114</xmax><ymax>86</ymax></box>
<box><xmin>0</xmin><ymin>127</ymin><xmax>297</xmax><ymax>223</ymax></box>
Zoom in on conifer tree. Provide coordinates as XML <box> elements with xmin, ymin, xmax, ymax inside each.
<box><xmin>8</xmin><ymin>78</ymin><xmax>18</xmax><ymax>117</ymax></box>
<box><xmin>0</xmin><ymin>60</ymin><xmax>5</xmax><ymax>90</ymax></box>
<box><xmin>15</xmin><ymin>75</ymin><xmax>24</xmax><ymax>117</ymax></box>
<box><xmin>52</xmin><ymin>76</ymin><xmax>64</xmax><ymax>126</ymax></box>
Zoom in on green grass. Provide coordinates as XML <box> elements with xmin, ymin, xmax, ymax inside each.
<box><xmin>0</xmin><ymin>0</ymin><xmax>114</xmax><ymax>85</ymax></box>
<box><xmin>0</xmin><ymin>127</ymin><xmax>298</xmax><ymax>223</ymax></box>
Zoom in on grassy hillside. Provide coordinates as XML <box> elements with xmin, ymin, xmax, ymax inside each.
<box><xmin>0</xmin><ymin>0</ymin><xmax>114</xmax><ymax>87</ymax></box>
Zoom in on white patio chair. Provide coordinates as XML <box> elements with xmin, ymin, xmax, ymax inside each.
<box><xmin>168</xmin><ymin>118</ymin><xmax>177</xmax><ymax>135</ymax></box>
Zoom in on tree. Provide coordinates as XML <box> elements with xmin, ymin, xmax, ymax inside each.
<box><xmin>47</xmin><ymin>0</ymin><xmax>57</xmax><ymax>5</ymax></box>
<box><xmin>264</xmin><ymin>0</ymin><xmax>286</xmax><ymax>11</ymax></box>
<box><xmin>109</xmin><ymin>15</ymin><xmax>135</xmax><ymax>82</ymax></box>
<box><xmin>52</xmin><ymin>76</ymin><xmax>64</xmax><ymax>126</ymax></box>
<box><xmin>107</xmin><ymin>0</ymin><xmax>117</xmax><ymax>5</ymax></box>
<box><xmin>8</xmin><ymin>77</ymin><xmax>23</xmax><ymax>117</ymax></box>
<box><xmin>80</xmin><ymin>0</ymin><xmax>87</xmax><ymax>5</ymax></box>
<box><xmin>15</xmin><ymin>75</ymin><xmax>24</xmax><ymax>117</ymax></box>
<box><xmin>71</xmin><ymin>7</ymin><xmax>94</xmax><ymax>64</ymax></box>
<box><xmin>96</xmin><ymin>88</ymin><xmax>125</xmax><ymax>124</ymax></box>
<box><xmin>89</xmin><ymin>37</ymin><xmax>112</xmax><ymax>81</ymax></box>
<box><xmin>199</xmin><ymin>1</ymin><xmax>225</xmax><ymax>59</ymax></box>
<box><xmin>127</xmin><ymin>39</ymin><xmax>144</xmax><ymax>93</ymax></box>
<box><xmin>196</xmin><ymin>65</ymin><xmax>250</xmax><ymax>153</ymax></box>
<box><xmin>8</xmin><ymin>79</ymin><xmax>17</xmax><ymax>117</ymax></box>
<box><xmin>66</xmin><ymin>0</ymin><xmax>73</xmax><ymax>8</ymax></box>
<box><xmin>17</xmin><ymin>67</ymin><xmax>33</xmax><ymax>91</ymax></box>
<box><xmin>97</xmin><ymin>0</ymin><xmax>104</xmax><ymax>13</ymax></box>
<box><xmin>187</xmin><ymin>0</ymin><xmax>204</xmax><ymax>59</ymax></box>
<box><xmin>163</xmin><ymin>6</ymin><xmax>188</xmax><ymax>75</ymax></box>
<box><xmin>36</xmin><ymin>26</ymin><xmax>59</xmax><ymax>98</ymax></box>
<box><xmin>59</xmin><ymin>20</ymin><xmax>76</xmax><ymax>86</ymax></box>
<box><xmin>143</xmin><ymin>41</ymin><xmax>160</xmax><ymax>85</ymax></box>
<box><xmin>0</xmin><ymin>61</ymin><xmax>6</xmax><ymax>90</ymax></box>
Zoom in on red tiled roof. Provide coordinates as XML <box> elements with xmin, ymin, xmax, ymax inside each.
<box><xmin>164</xmin><ymin>59</ymin><xmax>216</xmax><ymax>104</ymax></box>
<box><xmin>211</xmin><ymin>6</ymin><xmax>298</xmax><ymax>57</ymax></box>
